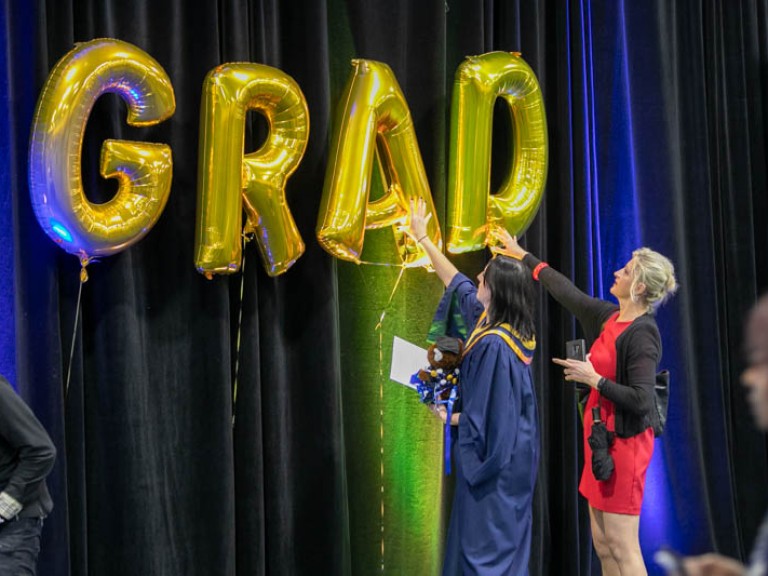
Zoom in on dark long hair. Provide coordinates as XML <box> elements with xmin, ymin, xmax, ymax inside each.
<box><xmin>483</xmin><ymin>255</ymin><xmax>536</xmax><ymax>340</ymax></box>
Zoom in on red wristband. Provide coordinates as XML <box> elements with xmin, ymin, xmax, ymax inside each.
<box><xmin>532</xmin><ymin>262</ymin><xmax>549</xmax><ymax>281</ymax></box>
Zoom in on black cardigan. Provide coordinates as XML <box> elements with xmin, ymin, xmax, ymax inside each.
<box><xmin>523</xmin><ymin>254</ymin><xmax>661</xmax><ymax>438</ymax></box>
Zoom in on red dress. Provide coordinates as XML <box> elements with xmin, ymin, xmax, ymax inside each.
<box><xmin>578</xmin><ymin>312</ymin><xmax>655</xmax><ymax>514</ymax></box>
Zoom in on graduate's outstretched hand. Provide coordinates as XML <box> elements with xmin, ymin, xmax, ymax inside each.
<box><xmin>407</xmin><ymin>198</ymin><xmax>431</xmax><ymax>243</ymax></box>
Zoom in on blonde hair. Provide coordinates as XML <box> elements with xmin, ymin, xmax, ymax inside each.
<box><xmin>630</xmin><ymin>248</ymin><xmax>678</xmax><ymax>310</ymax></box>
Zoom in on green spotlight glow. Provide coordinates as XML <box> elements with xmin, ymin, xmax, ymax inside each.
<box><xmin>338</xmin><ymin>226</ymin><xmax>449</xmax><ymax>575</ymax></box>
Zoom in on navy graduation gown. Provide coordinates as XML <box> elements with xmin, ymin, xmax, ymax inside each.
<box><xmin>441</xmin><ymin>274</ymin><xmax>539</xmax><ymax>576</ymax></box>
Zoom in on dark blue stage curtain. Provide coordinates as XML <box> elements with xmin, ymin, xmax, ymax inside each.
<box><xmin>0</xmin><ymin>2</ymin><xmax>15</xmax><ymax>384</ymax></box>
<box><xmin>2</xmin><ymin>1</ymin><xmax>767</xmax><ymax>575</ymax></box>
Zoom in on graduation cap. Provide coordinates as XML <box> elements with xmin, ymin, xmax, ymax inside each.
<box><xmin>435</xmin><ymin>336</ymin><xmax>462</xmax><ymax>357</ymax></box>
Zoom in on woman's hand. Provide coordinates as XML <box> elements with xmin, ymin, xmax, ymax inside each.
<box><xmin>682</xmin><ymin>553</ymin><xmax>746</xmax><ymax>576</ymax></box>
<box><xmin>403</xmin><ymin>197</ymin><xmax>459</xmax><ymax>287</ymax></box>
<box><xmin>552</xmin><ymin>356</ymin><xmax>602</xmax><ymax>389</ymax></box>
<box><xmin>489</xmin><ymin>226</ymin><xmax>528</xmax><ymax>260</ymax></box>
<box><xmin>430</xmin><ymin>403</ymin><xmax>447</xmax><ymax>422</ymax></box>
<box><xmin>407</xmin><ymin>198</ymin><xmax>431</xmax><ymax>243</ymax></box>
<box><xmin>430</xmin><ymin>404</ymin><xmax>460</xmax><ymax>426</ymax></box>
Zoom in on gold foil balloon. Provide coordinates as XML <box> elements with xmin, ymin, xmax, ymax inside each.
<box><xmin>447</xmin><ymin>51</ymin><xmax>548</xmax><ymax>253</ymax></box>
<box><xmin>316</xmin><ymin>59</ymin><xmax>440</xmax><ymax>266</ymax></box>
<box><xmin>195</xmin><ymin>63</ymin><xmax>309</xmax><ymax>277</ymax></box>
<box><xmin>28</xmin><ymin>38</ymin><xmax>175</xmax><ymax>260</ymax></box>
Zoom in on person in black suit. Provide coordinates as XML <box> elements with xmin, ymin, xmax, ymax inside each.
<box><xmin>0</xmin><ymin>375</ymin><xmax>56</xmax><ymax>575</ymax></box>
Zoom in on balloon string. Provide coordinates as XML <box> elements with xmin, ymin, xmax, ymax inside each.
<box><xmin>358</xmin><ymin>260</ymin><xmax>410</xmax><ymax>268</ymax></box>
<box><xmin>65</xmin><ymin>262</ymin><xmax>88</xmax><ymax>399</ymax></box>
<box><xmin>232</xmin><ymin>234</ymin><xmax>249</xmax><ymax>428</ymax></box>
<box><xmin>373</xmin><ymin>265</ymin><xmax>407</xmax><ymax>333</ymax></box>
<box><xmin>372</xmin><ymin>263</ymin><xmax>406</xmax><ymax>574</ymax></box>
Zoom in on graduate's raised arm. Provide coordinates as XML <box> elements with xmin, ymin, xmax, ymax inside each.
<box><xmin>406</xmin><ymin>198</ymin><xmax>458</xmax><ymax>287</ymax></box>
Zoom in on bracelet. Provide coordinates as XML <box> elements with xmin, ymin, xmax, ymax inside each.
<box><xmin>417</xmin><ymin>235</ymin><xmax>428</xmax><ymax>244</ymax></box>
<box><xmin>532</xmin><ymin>262</ymin><xmax>549</xmax><ymax>281</ymax></box>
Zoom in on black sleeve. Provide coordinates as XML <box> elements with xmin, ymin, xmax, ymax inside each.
<box><xmin>0</xmin><ymin>378</ymin><xmax>56</xmax><ymax>507</ymax></box>
<box><xmin>598</xmin><ymin>327</ymin><xmax>660</xmax><ymax>415</ymax></box>
<box><xmin>522</xmin><ymin>253</ymin><xmax>616</xmax><ymax>341</ymax></box>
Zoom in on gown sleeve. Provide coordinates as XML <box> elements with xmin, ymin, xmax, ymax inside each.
<box><xmin>457</xmin><ymin>338</ymin><xmax>522</xmax><ymax>487</ymax></box>
<box><xmin>446</xmin><ymin>273</ymin><xmax>484</xmax><ymax>333</ymax></box>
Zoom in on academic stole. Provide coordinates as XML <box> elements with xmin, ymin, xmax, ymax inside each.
<box><xmin>463</xmin><ymin>311</ymin><xmax>536</xmax><ymax>365</ymax></box>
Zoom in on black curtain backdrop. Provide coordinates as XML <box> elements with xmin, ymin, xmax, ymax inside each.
<box><xmin>4</xmin><ymin>1</ymin><xmax>768</xmax><ymax>575</ymax></box>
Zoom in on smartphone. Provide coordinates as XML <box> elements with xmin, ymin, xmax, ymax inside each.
<box><xmin>565</xmin><ymin>339</ymin><xmax>586</xmax><ymax>362</ymax></box>
<box><xmin>653</xmin><ymin>546</ymin><xmax>687</xmax><ymax>575</ymax></box>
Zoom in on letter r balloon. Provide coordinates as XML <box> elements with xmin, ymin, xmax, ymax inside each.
<box><xmin>28</xmin><ymin>38</ymin><xmax>175</xmax><ymax>261</ymax></box>
<box><xmin>194</xmin><ymin>63</ymin><xmax>309</xmax><ymax>278</ymax></box>
<box><xmin>447</xmin><ymin>52</ymin><xmax>548</xmax><ymax>253</ymax></box>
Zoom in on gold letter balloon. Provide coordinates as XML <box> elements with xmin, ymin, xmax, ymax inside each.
<box><xmin>194</xmin><ymin>63</ymin><xmax>309</xmax><ymax>278</ymax></box>
<box><xmin>316</xmin><ymin>59</ymin><xmax>441</xmax><ymax>266</ymax></box>
<box><xmin>28</xmin><ymin>38</ymin><xmax>175</xmax><ymax>262</ymax></box>
<box><xmin>447</xmin><ymin>52</ymin><xmax>548</xmax><ymax>253</ymax></box>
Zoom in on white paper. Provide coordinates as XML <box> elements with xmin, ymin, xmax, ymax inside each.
<box><xmin>389</xmin><ymin>336</ymin><xmax>428</xmax><ymax>389</ymax></box>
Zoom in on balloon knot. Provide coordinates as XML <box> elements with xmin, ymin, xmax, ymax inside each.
<box><xmin>78</xmin><ymin>254</ymin><xmax>91</xmax><ymax>283</ymax></box>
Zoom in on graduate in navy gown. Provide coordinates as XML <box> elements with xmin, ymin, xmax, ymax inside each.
<box><xmin>408</xmin><ymin>199</ymin><xmax>540</xmax><ymax>576</ymax></box>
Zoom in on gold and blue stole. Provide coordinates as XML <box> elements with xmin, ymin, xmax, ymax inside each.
<box><xmin>463</xmin><ymin>311</ymin><xmax>536</xmax><ymax>365</ymax></box>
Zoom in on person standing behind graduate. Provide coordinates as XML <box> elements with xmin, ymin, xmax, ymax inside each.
<box><xmin>492</xmin><ymin>229</ymin><xmax>677</xmax><ymax>576</ymax></box>
<box><xmin>678</xmin><ymin>293</ymin><xmax>768</xmax><ymax>576</ymax></box>
<box><xmin>0</xmin><ymin>374</ymin><xmax>56</xmax><ymax>575</ymax></box>
<box><xmin>408</xmin><ymin>199</ymin><xmax>540</xmax><ymax>576</ymax></box>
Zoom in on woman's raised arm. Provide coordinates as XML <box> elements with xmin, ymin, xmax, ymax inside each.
<box><xmin>407</xmin><ymin>198</ymin><xmax>459</xmax><ymax>287</ymax></box>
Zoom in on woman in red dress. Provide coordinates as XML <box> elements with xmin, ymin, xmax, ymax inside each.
<box><xmin>493</xmin><ymin>230</ymin><xmax>677</xmax><ymax>576</ymax></box>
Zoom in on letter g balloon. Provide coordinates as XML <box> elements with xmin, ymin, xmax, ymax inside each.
<box><xmin>28</xmin><ymin>38</ymin><xmax>175</xmax><ymax>264</ymax></box>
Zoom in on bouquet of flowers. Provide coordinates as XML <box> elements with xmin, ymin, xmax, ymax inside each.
<box><xmin>409</xmin><ymin>336</ymin><xmax>463</xmax><ymax>474</ymax></box>
<box><xmin>410</xmin><ymin>336</ymin><xmax>463</xmax><ymax>405</ymax></box>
